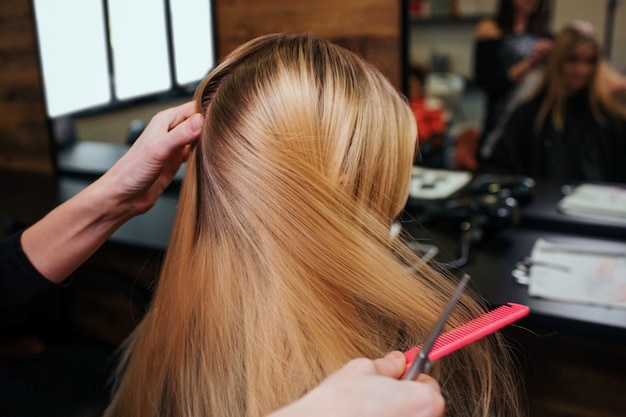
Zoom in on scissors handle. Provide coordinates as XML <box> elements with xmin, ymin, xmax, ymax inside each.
<box><xmin>402</xmin><ymin>274</ymin><xmax>470</xmax><ymax>380</ymax></box>
<box><xmin>403</xmin><ymin>351</ymin><xmax>431</xmax><ymax>380</ymax></box>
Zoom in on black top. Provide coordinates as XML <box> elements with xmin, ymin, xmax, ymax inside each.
<box><xmin>475</xmin><ymin>38</ymin><xmax>511</xmax><ymax>139</ymax></box>
<box><xmin>484</xmin><ymin>90</ymin><xmax>626</xmax><ymax>182</ymax></box>
<box><xmin>474</xmin><ymin>32</ymin><xmax>547</xmax><ymax>153</ymax></box>
<box><xmin>0</xmin><ymin>230</ymin><xmax>57</xmax><ymax>312</ymax></box>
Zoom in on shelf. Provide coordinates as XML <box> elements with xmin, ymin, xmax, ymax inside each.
<box><xmin>409</xmin><ymin>15</ymin><xmax>486</xmax><ymax>25</ymax></box>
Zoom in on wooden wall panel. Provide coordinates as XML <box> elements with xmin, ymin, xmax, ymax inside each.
<box><xmin>0</xmin><ymin>0</ymin><xmax>52</xmax><ymax>173</ymax></box>
<box><xmin>214</xmin><ymin>0</ymin><xmax>403</xmax><ymax>87</ymax></box>
<box><xmin>0</xmin><ymin>0</ymin><xmax>402</xmax><ymax>173</ymax></box>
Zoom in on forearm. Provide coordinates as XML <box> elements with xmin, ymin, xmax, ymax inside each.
<box><xmin>507</xmin><ymin>58</ymin><xmax>534</xmax><ymax>84</ymax></box>
<box><xmin>20</xmin><ymin>178</ymin><xmax>135</xmax><ymax>283</ymax></box>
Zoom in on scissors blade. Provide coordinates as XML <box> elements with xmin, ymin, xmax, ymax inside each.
<box><xmin>403</xmin><ymin>273</ymin><xmax>470</xmax><ymax>380</ymax></box>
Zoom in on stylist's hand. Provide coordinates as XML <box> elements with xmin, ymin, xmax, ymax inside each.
<box><xmin>508</xmin><ymin>38</ymin><xmax>553</xmax><ymax>83</ymax></box>
<box><xmin>268</xmin><ymin>351</ymin><xmax>445</xmax><ymax>417</ymax></box>
<box><xmin>20</xmin><ymin>101</ymin><xmax>203</xmax><ymax>283</ymax></box>
<box><xmin>528</xmin><ymin>39</ymin><xmax>553</xmax><ymax>65</ymax></box>
<box><xmin>97</xmin><ymin>101</ymin><xmax>203</xmax><ymax>217</ymax></box>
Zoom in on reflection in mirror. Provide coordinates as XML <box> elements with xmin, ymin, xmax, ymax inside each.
<box><xmin>404</xmin><ymin>0</ymin><xmax>626</xmax><ymax>178</ymax></box>
<box><xmin>405</xmin><ymin>0</ymin><xmax>494</xmax><ymax>170</ymax></box>
<box><xmin>32</xmin><ymin>0</ymin><xmax>216</xmax><ymax>178</ymax></box>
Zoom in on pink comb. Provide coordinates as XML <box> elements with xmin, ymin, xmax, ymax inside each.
<box><xmin>403</xmin><ymin>302</ymin><xmax>530</xmax><ymax>373</ymax></box>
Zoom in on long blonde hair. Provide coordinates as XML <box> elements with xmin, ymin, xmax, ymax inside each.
<box><xmin>536</xmin><ymin>21</ymin><xmax>626</xmax><ymax>131</ymax></box>
<box><xmin>106</xmin><ymin>33</ymin><xmax>522</xmax><ymax>417</ymax></box>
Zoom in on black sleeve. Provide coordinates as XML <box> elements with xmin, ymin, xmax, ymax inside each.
<box><xmin>609</xmin><ymin>117</ymin><xmax>626</xmax><ymax>182</ymax></box>
<box><xmin>474</xmin><ymin>39</ymin><xmax>512</xmax><ymax>100</ymax></box>
<box><xmin>0</xmin><ymin>230</ymin><xmax>58</xmax><ymax>312</ymax></box>
<box><xmin>482</xmin><ymin>103</ymin><xmax>535</xmax><ymax>176</ymax></box>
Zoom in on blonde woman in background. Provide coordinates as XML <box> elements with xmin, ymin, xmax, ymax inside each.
<box><xmin>105</xmin><ymin>33</ymin><xmax>523</xmax><ymax>417</ymax></box>
<box><xmin>486</xmin><ymin>21</ymin><xmax>626</xmax><ymax>182</ymax></box>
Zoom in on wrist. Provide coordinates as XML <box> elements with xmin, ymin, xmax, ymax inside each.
<box><xmin>20</xmin><ymin>181</ymin><xmax>132</xmax><ymax>283</ymax></box>
<box><xmin>508</xmin><ymin>59</ymin><xmax>532</xmax><ymax>82</ymax></box>
<box><xmin>86</xmin><ymin>174</ymin><xmax>142</xmax><ymax>224</ymax></box>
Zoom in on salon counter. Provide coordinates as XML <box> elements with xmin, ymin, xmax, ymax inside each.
<box><xmin>2</xmin><ymin>169</ymin><xmax>624</xmax><ymax>416</ymax></box>
<box><xmin>2</xmin><ymin>170</ymin><xmax>625</xmax><ymax>331</ymax></box>
<box><xmin>402</xmin><ymin>179</ymin><xmax>626</xmax><ymax>331</ymax></box>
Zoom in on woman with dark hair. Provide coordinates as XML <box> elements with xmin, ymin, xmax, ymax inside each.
<box><xmin>474</xmin><ymin>0</ymin><xmax>554</xmax><ymax>160</ymax></box>
<box><xmin>486</xmin><ymin>21</ymin><xmax>626</xmax><ymax>182</ymax></box>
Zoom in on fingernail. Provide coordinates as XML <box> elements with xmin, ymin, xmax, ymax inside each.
<box><xmin>384</xmin><ymin>351</ymin><xmax>404</xmax><ymax>360</ymax></box>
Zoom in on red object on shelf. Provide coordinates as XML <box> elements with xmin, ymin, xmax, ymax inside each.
<box><xmin>410</xmin><ymin>97</ymin><xmax>446</xmax><ymax>146</ymax></box>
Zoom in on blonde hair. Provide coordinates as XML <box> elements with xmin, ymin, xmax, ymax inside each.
<box><xmin>106</xmin><ymin>33</ymin><xmax>522</xmax><ymax>417</ymax></box>
<box><xmin>536</xmin><ymin>20</ymin><xmax>626</xmax><ymax>131</ymax></box>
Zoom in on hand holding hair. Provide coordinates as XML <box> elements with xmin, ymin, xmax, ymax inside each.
<box><xmin>96</xmin><ymin>100</ymin><xmax>204</xmax><ymax>216</ymax></box>
<box><xmin>21</xmin><ymin>101</ymin><xmax>203</xmax><ymax>283</ymax></box>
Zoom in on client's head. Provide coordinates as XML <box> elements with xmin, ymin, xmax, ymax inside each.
<box><xmin>105</xmin><ymin>33</ymin><xmax>521</xmax><ymax>417</ymax></box>
<box><xmin>537</xmin><ymin>21</ymin><xmax>626</xmax><ymax>130</ymax></box>
<box><xmin>192</xmin><ymin>32</ymin><xmax>417</xmax><ymax>225</ymax></box>
<box><xmin>547</xmin><ymin>21</ymin><xmax>600</xmax><ymax>95</ymax></box>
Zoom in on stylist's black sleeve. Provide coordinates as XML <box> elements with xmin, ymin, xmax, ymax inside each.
<box><xmin>0</xmin><ymin>230</ymin><xmax>57</xmax><ymax>312</ymax></box>
<box><xmin>474</xmin><ymin>38</ymin><xmax>513</xmax><ymax>140</ymax></box>
<box><xmin>483</xmin><ymin>102</ymin><xmax>536</xmax><ymax>176</ymax></box>
<box><xmin>610</xmin><ymin>118</ymin><xmax>626</xmax><ymax>182</ymax></box>
<box><xmin>474</xmin><ymin>39</ymin><xmax>511</xmax><ymax>98</ymax></box>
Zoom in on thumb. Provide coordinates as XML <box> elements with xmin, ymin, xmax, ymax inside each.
<box><xmin>167</xmin><ymin>113</ymin><xmax>204</xmax><ymax>149</ymax></box>
<box><xmin>372</xmin><ymin>351</ymin><xmax>407</xmax><ymax>379</ymax></box>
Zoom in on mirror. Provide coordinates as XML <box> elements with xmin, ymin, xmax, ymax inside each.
<box><xmin>404</xmin><ymin>0</ymin><xmax>626</xmax><ymax>172</ymax></box>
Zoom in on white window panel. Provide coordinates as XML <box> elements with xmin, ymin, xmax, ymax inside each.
<box><xmin>169</xmin><ymin>0</ymin><xmax>215</xmax><ymax>85</ymax></box>
<box><xmin>107</xmin><ymin>0</ymin><xmax>172</xmax><ymax>100</ymax></box>
<box><xmin>33</xmin><ymin>0</ymin><xmax>111</xmax><ymax>117</ymax></box>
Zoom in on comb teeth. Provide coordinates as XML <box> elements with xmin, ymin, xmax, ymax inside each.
<box><xmin>404</xmin><ymin>303</ymin><xmax>529</xmax><ymax>367</ymax></box>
